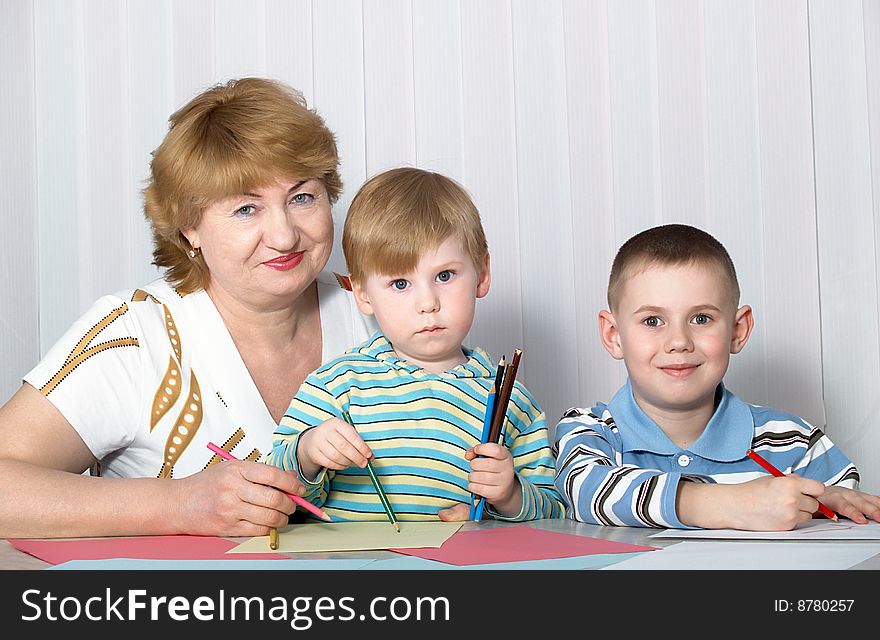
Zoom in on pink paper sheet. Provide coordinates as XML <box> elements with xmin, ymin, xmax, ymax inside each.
<box><xmin>9</xmin><ymin>535</ymin><xmax>285</xmax><ymax>565</ymax></box>
<box><xmin>390</xmin><ymin>525</ymin><xmax>659</xmax><ymax>566</ymax></box>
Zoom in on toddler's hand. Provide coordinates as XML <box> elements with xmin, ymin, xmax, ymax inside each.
<box><xmin>437</xmin><ymin>503</ymin><xmax>471</xmax><ymax>522</ymax></box>
<box><xmin>297</xmin><ymin>417</ymin><xmax>373</xmax><ymax>480</ymax></box>
<box><xmin>465</xmin><ymin>443</ymin><xmax>522</xmax><ymax>517</ymax></box>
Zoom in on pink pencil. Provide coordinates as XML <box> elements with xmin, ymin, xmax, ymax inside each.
<box><xmin>206</xmin><ymin>442</ymin><xmax>331</xmax><ymax>521</ymax></box>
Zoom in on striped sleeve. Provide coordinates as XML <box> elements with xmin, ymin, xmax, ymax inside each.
<box><xmin>486</xmin><ymin>383</ymin><xmax>565</xmax><ymax>521</ymax></box>
<box><xmin>268</xmin><ymin>372</ymin><xmax>344</xmax><ymax>506</ymax></box>
<box><xmin>749</xmin><ymin>408</ymin><xmax>860</xmax><ymax>488</ymax></box>
<box><xmin>553</xmin><ymin>409</ymin><xmax>690</xmax><ymax>529</ymax></box>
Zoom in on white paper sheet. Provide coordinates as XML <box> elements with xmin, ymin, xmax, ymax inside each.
<box><xmin>603</xmin><ymin>541</ymin><xmax>880</xmax><ymax>570</ymax></box>
<box><xmin>651</xmin><ymin>519</ymin><xmax>880</xmax><ymax>540</ymax></box>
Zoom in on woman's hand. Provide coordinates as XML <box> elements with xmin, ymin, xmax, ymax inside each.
<box><xmin>175</xmin><ymin>459</ymin><xmax>307</xmax><ymax>537</ymax></box>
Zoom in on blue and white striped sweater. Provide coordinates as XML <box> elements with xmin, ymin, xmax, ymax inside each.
<box><xmin>553</xmin><ymin>379</ymin><xmax>859</xmax><ymax>528</ymax></box>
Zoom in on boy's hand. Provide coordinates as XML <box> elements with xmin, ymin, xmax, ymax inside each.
<box><xmin>464</xmin><ymin>443</ymin><xmax>522</xmax><ymax>517</ymax></box>
<box><xmin>678</xmin><ymin>474</ymin><xmax>827</xmax><ymax>531</ymax></box>
<box><xmin>820</xmin><ymin>486</ymin><xmax>880</xmax><ymax>524</ymax></box>
<box><xmin>296</xmin><ymin>417</ymin><xmax>373</xmax><ymax>480</ymax></box>
<box><xmin>437</xmin><ymin>503</ymin><xmax>471</xmax><ymax>521</ymax></box>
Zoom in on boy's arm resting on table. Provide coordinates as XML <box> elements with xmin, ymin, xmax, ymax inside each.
<box><xmin>676</xmin><ymin>475</ymin><xmax>827</xmax><ymax>531</ymax></box>
<box><xmin>553</xmin><ymin>412</ymin><xmax>690</xmax><ymax>528</ymax></box>
<box><xmin>0</xmin><ymin>384</ymin><xmax>302</xmax><ymax>539</ymax></box>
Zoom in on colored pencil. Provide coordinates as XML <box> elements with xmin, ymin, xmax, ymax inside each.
<box><xmin>475</xmin><ymin>351</ymin><xmax>523</xmax><ymax>521</ymax></box>
<box><xmin>473</xmin><ymin>502</ymin><xmax>484</xmax><ymax>521</ymax></box>
<box><xmin>491</xmin><ymin>355</ymin><xmax>506</xmax><ymax>419</ymax></box>
<box><xmin>473</xmin><ymin>492</ymin><xmax>488</xmax><ymax>521</ymax></box>
<box><xmin>746</xmin><ymin>448</ymin><xmax>839</xmax><ymax>522</ymax></box>
<box><xmin>469</xmin><ymin>383</ymin><xmax>497</xmax><ymax>520</ymax></box>
<box><xmin>268</xmin><ymin>527</ymin><xmax>278</xmax><ymax>550</ymax></box>
<box><xmin>487</xmin><ymin>349</ymin><xmax>522</xmax><ymax>446</ymax></box>
<box><xmin>341</xmin><ymin>411</ymin><xmax>400</xmax><ymax>532</ymax></box>
<box><xmin>205</xmin><ymin>441</ymin><xmax>332</xmax><ymax>522</ymax></box>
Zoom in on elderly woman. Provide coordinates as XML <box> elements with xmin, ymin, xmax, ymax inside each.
<box><xmin>0</xmin><ymin>78</ymin><xmax>375</xmax><ymax>538</ymax></box>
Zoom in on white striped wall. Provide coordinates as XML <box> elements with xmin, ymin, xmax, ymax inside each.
<box><xmin>1</xmin><ymin>0</ymin><xmax>878</xmax><ymax>493</ymax></box>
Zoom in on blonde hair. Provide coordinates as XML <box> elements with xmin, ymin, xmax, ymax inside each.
<box><xmin>144</xmin><ymin>77</ymin><xmax>341</xmax><ymax>293</ymax></box>
<box><xmin>607</xmin><ymin>223</ymin><xmax>740</xmax><ymax>311</ymax></box>
<box><xmin>342</xmin><ymin>167</ymin><xmax>488</xmax><ymax>282</ymax></box>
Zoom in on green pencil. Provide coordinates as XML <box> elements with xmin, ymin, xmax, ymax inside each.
<box><xmin>341</xmin><ymin>410</ymin><xmax>400</xmax><ymax>532</ymax></box>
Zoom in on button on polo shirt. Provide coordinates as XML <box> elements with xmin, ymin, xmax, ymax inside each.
<box><xmin>610</xmin><ymin>379</ymin><xmax>755</xmax><ymax>476</ymax></box>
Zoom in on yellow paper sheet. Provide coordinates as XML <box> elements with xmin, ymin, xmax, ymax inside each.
<box><xmin>227</xmin><ymin>521</ymin><xmax>464</xmax><ymax>554</ymax></box>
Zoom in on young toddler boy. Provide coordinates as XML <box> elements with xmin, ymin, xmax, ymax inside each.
<box><xmin>269</xmin><ymin>167</ymin><xmax>563</xmax><ymax>522</ymax></box>
<box><xmin>554</xmin><ymin>223</ymin><xmax>880</xmax><ymax>530</ymax></box>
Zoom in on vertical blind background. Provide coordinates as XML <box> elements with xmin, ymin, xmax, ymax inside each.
<box><xmin>2</xmin><ymin>0</ymin><xmax>879</xmax><ymax>493</ymax></box>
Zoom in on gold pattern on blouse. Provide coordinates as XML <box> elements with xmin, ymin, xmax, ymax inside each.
<box><xmin>40</xmin><ymin>303</ymin><xmax>139</xmax><ymax>396</ymax></box>
<box><xmin>150</xmin><ymin>356</ymin><xmax>182</xmax><ymax>432</ymax></box>
<box><xmin>131</xmin><ymin>289</ymin><xmax>160</xmax><ymax>304</ymax></box>
<box><xmin>157</xmin><ymin>370</ymin><xmax>203</xmax><ymax>478</ymax></box>
<box><xmin>203</xmin><ymin>429</ymin><xmax>262</xmax><ymax>469</ymax></box>
<box><xmin>205</xmin><ymin>428</ymin><xmax>246</xmax><ymax>469</ymax></box>
<box><xmin>161</xmin><ymin>304</ymin><xmax>182</xmax><ymax>363</ymax></box>
<box><xmin>131</xmin><ymin>293</ymin><xmax>185</xmax><ymax>434</ymax></box>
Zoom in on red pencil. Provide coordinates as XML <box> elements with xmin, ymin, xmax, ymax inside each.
<box><xmin>206</xmin><ymin>442</ymin><xmax>332</xmax><ymax>522</ymax></box>
<box><xmin>745</xmin><ymin>448</ymin><xmax>838</xmax><ymax>522</ymax></box>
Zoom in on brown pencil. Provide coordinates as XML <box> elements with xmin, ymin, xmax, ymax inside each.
<box><xmin>475</xmin><ymin>351</ymin><xmax>522</xmax><ymax>521</ymax></box>
<box><xmin>269</xmin><ymin>527</ymin><xmax>279</xmax><ymax>550</ymax></box>
<box><xmin>487</xmin><ymin>348</ymin><xmax>522</xmax><ymax>445</ymax></box>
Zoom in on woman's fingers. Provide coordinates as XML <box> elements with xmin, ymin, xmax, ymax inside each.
<box><xmin>179</xmin><ymin>460</ymin><xmax>313</xmax><ymax>535</ymax></box>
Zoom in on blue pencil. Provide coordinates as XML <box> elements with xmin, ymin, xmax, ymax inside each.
<box><xmin>469</xmin><ymin>383</ymin><xmax>496</xmax><ymax>520</ymax></box>
<box><xmin>473</xmin><ymin>495</ymin><xmax>487</xmax><ymax>521</ymax></box>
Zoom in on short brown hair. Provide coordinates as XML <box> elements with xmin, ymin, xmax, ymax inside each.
<box><xmin>342</xmin><ymin>167</ymin><xmax>488</xmax><ymax>282</ymax></box>
<box><xmin>607</xmin><ymin>224</ymin><xmax>740</xmax><ymax>310</ymax></box>
<box><xmin>144</xmin><ymin>77</ymin><xmax>341</xmax><ymax>293</ymax></box>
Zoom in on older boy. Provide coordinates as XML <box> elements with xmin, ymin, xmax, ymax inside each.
<box><xmin>269</xmin><ymin>167</ymin><xmax>563</xmax><ymax>522</ymax></box>
<box><xmin>554</xmin><ymin>223</ymin><xmax>880</xmax><ymax>530</ymax></box>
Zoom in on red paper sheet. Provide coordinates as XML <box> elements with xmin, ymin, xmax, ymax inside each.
<box><xmin>9</xmin><ymin>535</ymin><xmax>285</xmax><ymax>565</ymax></box>
<box><xmin>390</xmin><ymin>525</ymin><xmax>659</xmax><ymax>566</ymax></box>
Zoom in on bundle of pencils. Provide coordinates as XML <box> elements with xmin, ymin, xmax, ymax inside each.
<box><xmin>470</xmin><ymin>349</ymin><xmax>523</xmax><ymax>521</ymax></box>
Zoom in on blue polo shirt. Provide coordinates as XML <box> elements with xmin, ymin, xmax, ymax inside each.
<box><xmin>553</xmin><ymin>379</ymin><xmax>859</xmax><ymax>528</ymax></box>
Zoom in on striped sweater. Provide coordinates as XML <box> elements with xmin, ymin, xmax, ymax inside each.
<box><xmin>553</xmin><ymin>379</ymin><xmax>859</xmax><ymax>529</ymax></box>
<box><xmin>269</xmin><ymin>333</ymin><xmax>564</xmax><ymax>522</ymax></box>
